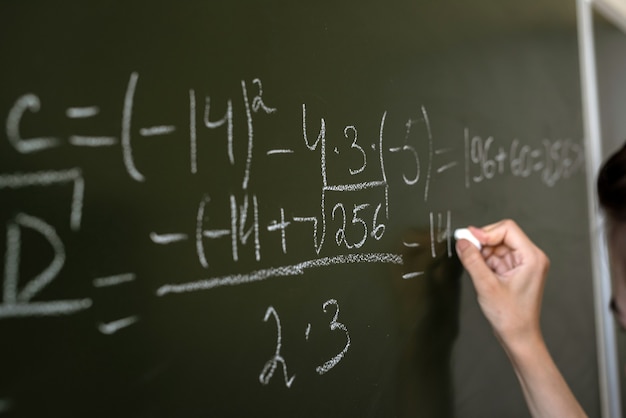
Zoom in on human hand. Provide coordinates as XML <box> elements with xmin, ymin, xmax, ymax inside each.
<box><xmin>455</xmin><ymin>219</ymin><xmax>550</xmax><ymax>350</ymax></box>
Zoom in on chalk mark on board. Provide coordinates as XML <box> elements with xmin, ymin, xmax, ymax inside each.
<box><xmin>122</xmin><ymin>72</ymin><xmax>144</xmax><ymax>182</ymax></box>
<box><xmin>5</xmin><ymin>213</ymin><xmax>65</xmax><ymax>304</ymax></box>
<box><xmin>267</xmin><ymin>149</ymin><xmax>294</xmax><ymax>155</ymax></box>
<box><xmin>66</xmin><ymin>106</ymin><xmax>100</xmax><ymax>119</ymax></box>
<box><xmin>7</xmin><ymin>94</ymin><xmax>60</xmax><ymax>153</ymax></box>
<box><xmin>98</xmin><ymin>316</ymin><xmax>139</xmax><ymax>335</ymax></box>
<box><xmin>436</xmin><ymin>161</ymin><xmax>458</xmax><ymax>173</ymax></box>
<box><xmin>315</xmin><ymin>299</ymin><xmax>350</xmax><ymax>375</ymax></box>
<box><xmin>156</xmin><ymin>252</ymin><xmax>404</xmax><ymax>296</ymax></box>
<box><xmin>150</xmin><ymin>232</ymin><xmax>188</xmax><ymax>244</ymax></box>
<box><xmin>0</xmin><ymin>299</ymin><xmax>93</xmax><ymax>318</ymax></box>
<box><xmin>203</xmin><ymin>229</ymin><xmax>230</xmax><ymax>239</ymax></box>
<box><xmin>0</xmin><ymin>169</ymin><xmax>84</xmax><ymax>231</ymax></box>
<box><xmin>204</xmin><ymin>96</ymin><xmax>234</xmax><ymax>165</ymax></box>
<box><xmin>139</xmin><ymin>125</ymin><xmax>176</xmax><ymax>137</ymax></box>
<box><xmin>402</xmin><ymin>241</ymin><xmax>420</xmax><ymax>248</ymax></box>
<box><xmin>196</xmin><ymin>195</ymin><xmax>211</xmax><ymax>269</ymax></box>
<box><xmin>93</xmin><ymin>273</ymin><xmax>136</xmax><ymax>288</ymax></box>
<box><xmin>421</xmin><ymin>106</ymin><xmax>433</xmax><ymax>202</ymax></box>
<box><xmin>267</xmin><ymin>208</ymin><xmax>289</xmax><ymax>254</ymax></box>
<box><xmin>402</xmin><ymin>272</ymin><xmax>424</xmax><ymax>279</ymax></box>
<box><xmin>259</xmin><ymin>306</ymin><xmax>295</xmax><ymax>388</ymax></box>
<box><xmin>324</xmin><ymin>180</ymin><xmax>385</xmax><ymax>193</ymax></box>
<box><xmin>69</xmin><ymin>136</ymin><xmax>118</xmax><ymax>147</ymax></box>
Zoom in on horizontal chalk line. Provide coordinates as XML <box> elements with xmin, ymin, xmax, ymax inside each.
<box><xmin>0</xmin><ymin>299</ymin><xmax>93</xmax><ymax>318</ymax></box>
<box><xmin>69</xmin><ymin>136</ymin><xmax>118</xmax><ymax>147</ymax></box>
<box><xmin>0</xmin><ymin>169</ymin><xmax>82</xmax><ymax>188</ymax></box>
<box><xmin>93</xmin><ymin>273</ymin><xmax>136</xmax><ymax>288</ymax></box>
<box><xmin>267</xmin><ymin>149</ymin><xmax>294</xmax><ymax>155</ymax></box>
<box><xmin>150</xmin><ymin>232</ymin><xmax>188</xmax><ymax>244</ymax></box>
<box><xmin>324</xmin><ymin>181</ymin><xmax>386</xmax><ymax>192</ymax></box>
<box><xmin>140</xmin><ymin>125</ymin><xmax>176</xmax><ymax>136</ymax></box>
<box><xmin>402</xmin><ymin>271</ymin><xmax>424</xmax><ymax>279</ymax></box>
<box><xmin>156</xmin><ymin>252</ymin><xmax>404</xmax><ymax>296</ymax></box>
<box><xmin>66</xmin><ymin>106</ymin><xmax>99</xmax><ymax>118</ymax></box>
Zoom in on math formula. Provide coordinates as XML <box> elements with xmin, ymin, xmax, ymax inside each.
<box><xmin>0</xmin><ymin>72</ymin><xmax>584</xmax><ymax>390</ymax></box>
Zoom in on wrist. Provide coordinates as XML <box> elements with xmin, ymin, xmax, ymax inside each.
<box><xmin>498</xmin><ymin>328</ymin><xmax>546</xmax><ymax>364</ymax></box>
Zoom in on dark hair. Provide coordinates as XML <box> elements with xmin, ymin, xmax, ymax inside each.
<box><xmin>598</xmin><ymin>141</ymin><xmax>626</xmax><ymax>222</ymax></box>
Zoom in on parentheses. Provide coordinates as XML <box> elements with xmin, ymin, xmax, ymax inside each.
<box><xmin>121</xmin><ymin>72</ymin><xmax>145</xmax><ymax>182</ymax></box>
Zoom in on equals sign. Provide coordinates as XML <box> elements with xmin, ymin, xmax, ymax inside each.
<box><xmin>66</xmin><ymin>106</ymin><xmax>119</xmax><ymax>147</ymax></box>
<box><xmin>401</xmin><ymin>241</ymin><xmax>424</xmax><ymax>279</ymax></box>
<box><xmin>93</xmin><ymin>273</ymin><xmax>140</xmax><ymax>335</ymax></box>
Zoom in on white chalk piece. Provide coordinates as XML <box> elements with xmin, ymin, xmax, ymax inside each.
<box><xmin>454</xmin><ymin>228</ymin><xmax>482</xmax><ymax>250</ymax></box>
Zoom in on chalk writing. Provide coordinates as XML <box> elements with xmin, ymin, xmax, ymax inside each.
<box><xmin>0</xmin><ymin>169</ymin><xmax>84</xmax><ymax>231</ymax></box>
<box><xmin>259</xmin><ymin>299</ymin><xmax>350</xmax><ymax>387</ymax></box>
<box><xmin>92</xmin><ymin>273</ymin><xmax>136</xmax><ymax>288</ymax></box>
<box><xmin>316</xmin><ymin>299</ymin><xmax>350</xmax><ymax>375</ymax></box>
<box><xmin>464</xmin><ymin>128</ymin><xmax>585</xmax><ymax>188</ymax></box>
<box><xmin>0</xmin><ymin>70</ymin><xmax>586</xmax><ymax>403</ymax></box>
<box><xmin>98</xmin><ymin>316</ymin><xmax>140</xmax><ymax>335</ymax></box>
<box><xmin>156</xmin><ymin>253</ymin><xmax>404</xmax><ymax>296</ymax></box>
<box><xmin>0</xmin><ymin>212</ymin><xmax>92</xmax><ymax>318</ymax></box>
<box><xmin>259</xmin><ymin>306</ymin><xmax>296</xmax><ymax>388</ymax></box>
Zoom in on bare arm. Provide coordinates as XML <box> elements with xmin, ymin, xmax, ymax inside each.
<box><xmin>455</xmin><ymin>220</ymin><xmax>587</xmax><ymax>418</ymax></box>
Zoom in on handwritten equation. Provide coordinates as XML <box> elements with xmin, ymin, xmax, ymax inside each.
<box><xmin>0</xmin><ymin>72</ymin><xmax>584</xmax><ymax>388</ymax></box>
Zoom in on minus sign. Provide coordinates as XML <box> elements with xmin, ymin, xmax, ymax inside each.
<box><xmin>267</xmin><ymin>149</ymin><xmax>294</xmax><ymax>155</ymax></box>
<box><xmin>93</xmin><ymin>273</ymin><xmax>136</xmax><ymax>288</ymax></box>
<box><xmin>150</xmin><ymin>232</ymin><xmax>188</xmax><ymax>244</ymax></box>
<box><xmin>98</xmin><ymin>316</ymin><xmax>139</xmax><ymax>335</ymax></box>
<box><xmin>437</xmin><ymin>161</ymin><xmax>458</xmax><ymax>173</ymax></box>
<box><xmin>69</xmin><ymin>136</ymin><xmax>118</xmax><ymax>147</ymax></box>
<box><xmin>66</xmin><ymin>106</ymin><xmax>100</xmax><ymax>118</ymax></box>
<box><xmin>402</xmin><ymin>272</ymin><xmax>424</xmax><ymax>279</ymax></box>
<box><xmin>403</xmin><ymin>241</ymin><xmax>420</xmax><ymax>248</ymax></box>
<box><xmin>140</xmin><ymin>126</ymin><xmax>176</xmax><ymax>137</ymax></box>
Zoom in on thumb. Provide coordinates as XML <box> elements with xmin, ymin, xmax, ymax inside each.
<box><xmin>455</xmin><ymin>239</ymin><xmax>496</xmax><ymax>290</ymax></box>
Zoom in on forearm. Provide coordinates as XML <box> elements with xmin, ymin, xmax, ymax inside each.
<box><xmin>504</xmin><ymin>334</ymin><xmax>587</xmax><ymax>418</ymax></box>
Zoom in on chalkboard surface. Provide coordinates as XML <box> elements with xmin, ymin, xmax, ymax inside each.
<box><xmin>0</xmin><ymin>1</ymin><xmax>599</xmax><ymax>417</ymax></box>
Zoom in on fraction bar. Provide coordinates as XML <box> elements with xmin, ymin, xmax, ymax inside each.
<box><xmin>156</xmin><ymin>252</ymin><xmax>404</xmax><ymax>296</ymax></box>
<box><xmin>324</xmin><ymin>180</ymin><xmax>386</xmax><ymax>192</ymax></box>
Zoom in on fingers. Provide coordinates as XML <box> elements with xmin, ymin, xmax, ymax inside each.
<box><xmin>456</xmin><ymin>219</ymin><xmax>551</xmax><ymax>348</ymax></box>
<box><xmin>469</xmin><ymin>219</ymin><xmax>534</xmax><ymax>251</ymax></box>
<box><xmin>463</xmin><ymin>219</ymin><xmax>548</xmax><ymax>278</ymax></box>
<box><xmin>485</xmin><ymin>253</ymin><xmax>515</xmax><ymax>275</ymax></box>
<box><xmin>455</xmin><ymin>238</ymin><xmax>497</xmax><ymax>292</ymax></box>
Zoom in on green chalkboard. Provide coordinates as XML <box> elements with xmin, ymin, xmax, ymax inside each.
<box><xmin>0</xmin><ymin>1</ymin><xmax>599</xmax><ymax>417</ymax></box>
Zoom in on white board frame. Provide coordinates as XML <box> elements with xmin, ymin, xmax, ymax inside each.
<box><xmin>576</xmin><ymin>0</ymin><xmax>623</xmax><ymax>417</ymax></box>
